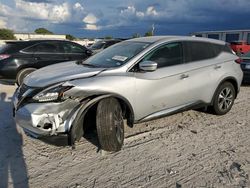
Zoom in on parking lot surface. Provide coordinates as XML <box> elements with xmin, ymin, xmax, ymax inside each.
<box><xmin>0</xmin><ymin>84</ymin><xmax>249</xmax><ymax>187</ymax></box>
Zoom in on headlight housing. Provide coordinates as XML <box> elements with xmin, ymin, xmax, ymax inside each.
<box><xmin>32</xmin><ymin>85</ymin><xmax>73</xmax><ymax>102</ymax></box>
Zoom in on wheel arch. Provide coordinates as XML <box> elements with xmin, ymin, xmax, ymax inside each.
<box><xmin>220</xmin><ymin>77</ymin><xmax>239</xmax><ymax>97</ymax></box>
<box><xmin>211</xmin><ymin>76</ymin><xmax>239</xmax><ymax>105</ymax></box>
<box><xmin>68</xmin><ymin>94</ymin><xmax>134</xmax><ymax>147</ymax></box>
<box><xmin>15</xmin><ymin>58</ymin><xmax>38</xmax><ymax>75</ymax></box>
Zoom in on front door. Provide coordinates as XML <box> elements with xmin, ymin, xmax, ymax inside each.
<box><xmin>62</xmin><ymin>42</ymin><xmax>88</xmax><ymax>61</ymax></box>
<box><xmin>133</xmin><ymin>42</ymin><xmax>191</xmax><ymax>121</ymax></box>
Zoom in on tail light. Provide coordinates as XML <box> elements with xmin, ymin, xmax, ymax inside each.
<box><xmin>235</xmin><ymin>58</ymin><xmax>243</xmax><ymax>64</ymax></box>
<box><xmin>0</xmin><ymin>54</ymin><xmax>10</xmax><ymax>60</ymax></box>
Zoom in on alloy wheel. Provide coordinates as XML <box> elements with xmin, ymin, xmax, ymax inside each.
<box><xmin>218</xmin><ymin>87</ymin><xmax>233</xmax><ymax>111</ymax></box>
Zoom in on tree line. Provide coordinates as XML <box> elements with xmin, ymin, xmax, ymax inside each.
<box><xmin>0</xmin><ymin>27</ymin><xmax>154</xmax><ymax>40</ymax></box>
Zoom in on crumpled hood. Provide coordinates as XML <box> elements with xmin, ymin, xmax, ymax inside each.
<box><xmin>24</xmin><ymin>61</ymin><xmax>106</xmax><ymax>87</ymax></box>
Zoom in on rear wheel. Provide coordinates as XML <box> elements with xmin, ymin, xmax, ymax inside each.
<box><xmin>211</xmin><ymin>82</ymin><xmax>235</xmax><ymax>115</ymax></box>
<box><xmin>96</xmin><ymin>98</ymin><xmax>124</xmax><ymax>152</ymax></box>
<box><xmin>16</xmin><ymin>68</ymin><xmax>36</xmax><ymax>86</ymax></box>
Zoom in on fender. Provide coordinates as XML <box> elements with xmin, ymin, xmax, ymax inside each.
<box><xmin>68</xmin><ymin>94</ymin><xmax>134</xmax><ymax>148</ymax></box>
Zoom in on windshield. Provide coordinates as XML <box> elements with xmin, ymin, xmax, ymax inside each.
<box><xmin>83</xmin><ymin>41</ymin><xmax>150</xmax><ymax>68</ymax></box>
<box><xmin>89</xmin><ymin>41</ymin><xmax>106</xmax><ymax>50</ymax></box>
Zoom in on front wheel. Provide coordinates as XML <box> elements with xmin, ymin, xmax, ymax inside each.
<box><xmin>211</xmin><ymin>82</ymin><xmax>236</xmax><ymax>115</ymax></box>
<box><xmin>96</xmin><ymin>98</ymin><xmax>124</xmax><ymax>152</ymax></box>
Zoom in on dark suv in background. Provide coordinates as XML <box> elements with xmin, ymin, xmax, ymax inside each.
<box><xmin>0</xmin><ymin>40</ymin><xmax>92</xmax><ymax>85</ymax></box>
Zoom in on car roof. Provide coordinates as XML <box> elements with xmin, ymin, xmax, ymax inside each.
<box><xmin>6</xmin><ymin>39</ymin><xmax>71</xmax><ymax>45</ymax></box>
<box><xmin>128</xmin><ymin>36</ymin><xmax>226</xmax><ymax>45</ymax></box>
<box><xmin>2</xmin><ymin>40</ymin><xmax>79</xmax><ymax>54</ymax></box>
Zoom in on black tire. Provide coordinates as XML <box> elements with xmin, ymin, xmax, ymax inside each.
<box><xmin>96</xmin><ymin>98</ymin><xmax>124</xmax><ymax>152</ymax></box>
<box><xmin>212</xmin><ymin>82</ymin><xmax>236</xmax><ymax>115</ymax></box>
<box><xmin>16</xmin><ymin>68</ymin><xmax>36</xmax><ymax>86</ymax></box>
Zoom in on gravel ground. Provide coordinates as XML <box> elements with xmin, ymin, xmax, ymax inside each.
<box><xmin>0</xmin><ymin>84</ymin><xmax>249</xmax><ymax>188</ymax></box>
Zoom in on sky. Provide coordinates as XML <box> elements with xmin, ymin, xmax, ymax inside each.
<box><xmin>0</xmin><ymin>0</ymin><xmax>250</xmax><ymax>38</ymax></box>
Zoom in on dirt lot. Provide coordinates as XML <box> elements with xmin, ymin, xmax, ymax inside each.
<box><xmin>0</xmin><ymin>84</ymin><xmax>249</xmax><ymax>188</ymax></box>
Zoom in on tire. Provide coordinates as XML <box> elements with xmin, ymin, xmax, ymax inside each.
<box><xmin>211</xmin><ymin>82</ymin><xmax>236</xmax><ymax>115</ymax></box>
<box><xmin>96</xmin><ymin>98</ymin><xmax>124</xmax><ymax>152</ymax></box>
<box><xmin>16</xmin><ymin>68</ymin><xmax>36</xmax><ymax>86</ymax></box>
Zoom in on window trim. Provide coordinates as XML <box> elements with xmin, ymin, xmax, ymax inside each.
<box><xmin>20</xmin><ymin>41</ymin><xmax>87</xmax><ymax>54</ymax></box>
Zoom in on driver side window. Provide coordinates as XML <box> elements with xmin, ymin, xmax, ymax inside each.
<box><xmin>143</xmin><ymin>42</ymin><xmax>183</xmax><ymax>68</ymax></box>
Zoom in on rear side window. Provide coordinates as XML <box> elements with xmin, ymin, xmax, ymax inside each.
<box><xmin>184</xmin><ymin>41</ymin><xmax>216</xmax><ymax>62</ymax></box>
<box><xmin>23</xmin><ymin>42</ymin><xmax>64</xmax><ymax>53</ymax></box>
<box><xmin>184</xmin><ymin>41</ymin><xmax>232</xmax><ymax>63</ymax></box>
<box><xmin>211</xmin><ymin>43</ymin><xmax>232</xmax><ymax>55</ymax></box>
<box><xmin>143</xmin><ymin>42</ymin><xmax>183</xmax><ymax>68</ymax></box>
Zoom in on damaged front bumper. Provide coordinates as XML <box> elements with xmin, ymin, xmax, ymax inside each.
<box><xmin>13</xmin><ymin>83</ymin><xmax>113</xmax><ymax>147</ymax></box>
<box><xmin>13</xmin><ymin>91</ymin><xmax>82</xmax><ymax>138</ymax></box>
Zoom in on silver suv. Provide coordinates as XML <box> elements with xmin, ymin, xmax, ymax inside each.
<box><xmin>14</xmin><ymin>36</ymin><xmax>243</xmax><ymax>151</ymax></box>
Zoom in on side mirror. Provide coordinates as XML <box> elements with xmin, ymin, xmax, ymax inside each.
<box><xmin>139</xmin><ymin>61</ymin><xmax>157</xmax><ymax>72</ymax></box>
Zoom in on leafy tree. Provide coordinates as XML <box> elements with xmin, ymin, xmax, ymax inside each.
<box><xmin>34</xmin><ymin>28</ymin><xmax>53</xmax><ymax>34</ymax></box>
<box><xmin>104</xmin><ymin>36</ymin><xmax>112</xmax><ymax>39</ymax></box>
<box><xmin>0</xmin><ymin>28</ymin><xmax>16</xmax><ymax>40</ymax></box>
<box><xmin>132</xmin><ymin>33</ymin><xmax>141</xmax><ymax>38</ymax></box>
<box><xmin>66</xmin><ymin>34</ymin><xmax>76</xmax><ymax>41</ymax></box>
<box><xmin>144</xmin><ymin>31</ymin><xmax>153</xmax><ymax>37</ymax></box>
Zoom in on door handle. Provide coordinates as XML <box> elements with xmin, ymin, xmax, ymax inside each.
<box><xmin>180</xmin><ymin>74</ymin><xmax>189</xmax><ymax>79</ymax></box>
<box><xmin>214</xmin><ymin>65</ymin><xmax>221</xmax><ymax>69</ymax></box>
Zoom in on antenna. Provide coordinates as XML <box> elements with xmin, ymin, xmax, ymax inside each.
<box><xmin>152</xmin><ymin>24</ymin><xmax>155</xmax><ymax>35</ymax></box>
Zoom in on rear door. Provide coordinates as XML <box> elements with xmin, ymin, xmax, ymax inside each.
<box><xmin>133</xmin><ymin>42</ymin><xmax>191</xmax><ymax>120</ymax></box>
<box><xmin>182</xmin><ymin>41</ymin><xmax>224</xmax><ymax>104</ymax></box>
<box><xmin>30</xmin><ymin>42</ymin><xmax>66</xmax><ymax>68</ymax></box>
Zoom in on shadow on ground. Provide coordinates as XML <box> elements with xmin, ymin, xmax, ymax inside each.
<box><xmin>0</xmin><ymin>92</ymin><xmax>29</xmax><ymax>188</ymax></box>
